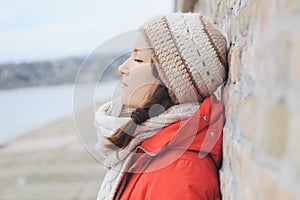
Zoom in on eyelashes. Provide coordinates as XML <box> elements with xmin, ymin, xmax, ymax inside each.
<box><xmin>134</xmin><ymin>58</ymin><xmax>143</xmax><ymax>63</ymax></box>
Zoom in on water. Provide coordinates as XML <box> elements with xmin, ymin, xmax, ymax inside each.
<box><xmin>0</xmin><ymin>81</ymin><xmax>120</xmax><ymax>144</ymax></box>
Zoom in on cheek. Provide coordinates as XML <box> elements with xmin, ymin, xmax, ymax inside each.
<box><xmin>129</xmin><ymin>65</ymin><xmax>157</xmax><ymax>87</ymax></box>
<box><xmin>121</xmin><ymin>65</ymin><xmax>157</xmax><ymax>105</ymax></box>
<box><xmin>126</xmin><ymin>82</ymin><xmax>152</xmax><ymax>101</ymax></box>
<box><xmin>121</xmin><ymin>84</ymin><xmax>151</xmax><ymax>107</ymax></box>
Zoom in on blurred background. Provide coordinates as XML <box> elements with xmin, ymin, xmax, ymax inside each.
<box><xmin>0</xmin><ymin>0</ymin><xmax>174</xmax><ymax>199</ymax></box>
<box><xmin>0</xmin><ymin>0</ymin><xmax>174</xmax><ymax>143</ymax></box>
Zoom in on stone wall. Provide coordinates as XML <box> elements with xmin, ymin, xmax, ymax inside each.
<box><xmin>177</xmin><ymin>0</ymin><xmax>300</xmax><ymax>199</ymax></box>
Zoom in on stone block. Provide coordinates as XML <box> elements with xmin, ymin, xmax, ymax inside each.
<box><xmin>228</xmin><ymin>46</ymin><xmax>242</xmax><ymax>84</ymax></box>
<box><xmin>290</xmin><ymin>30</ymin><xmax>300</xmax><ymax>84</ymax></box>
<box><xmin>256</xmin><ymin>102</ymin><xmax>289</xmax><ymax>159</ymax></box>
<box><xmin>238</xmin><ymin>97</ymin><xmax>257</xmax><ymax>141</ymax></box>
<box><xmin>181</xmin><ymin>0</ymin><xmax>198</xmax><ymax>12</ymax></box>
<box><xmin>240</xmin><ymin>151</ymin><xmax>256</xmax><ymax>200</ymax></box>
<box><xmin>256</xmin><ymin>169</ymin><xmax>278</xmax><ymax>199</ymax></box>
<box><xmin>286</xmin><ymin>113</ymin><xmax>300</xmax><ymax>176</ymax></box>
<box><xmin>177</xmin><ymin>0</ymin><xmax>300</xmax><ymax>198</ymax></box>
<box><xmin>286</xmin><ymin>0</ymin><xmax>300</xmax><ymax>13</ymax></box>
<box><xmin>239</xmin><ymin>1</ymin><xmax>255</xmax><ymax>36</ymax></box>
<box><xmin>257</xmin><ymin>0</ymin><xmax>280</xmax><ymax>30</ymax></box>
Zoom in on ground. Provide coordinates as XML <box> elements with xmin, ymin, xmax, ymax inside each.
<box><xmin>0</xmin><ymin>106</ymin><xmax>106</xmax><ymax>200</ymax></box>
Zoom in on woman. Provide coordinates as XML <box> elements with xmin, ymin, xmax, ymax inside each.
<box><xmin>94</xmin><ymin>12</ymin><xmax>228</xmax><ymax>200</ymax></box>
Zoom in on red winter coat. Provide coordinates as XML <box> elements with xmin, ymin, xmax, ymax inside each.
<box><xmin>116</xmin><ymin>95</ymin><xmax>225</xmax><ymax>200</ymax></box>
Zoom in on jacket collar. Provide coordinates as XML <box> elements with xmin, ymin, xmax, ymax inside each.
<box><xmin>138</xmin><ymin>94</ymin><xmax>225</xmax><ymax>155</ymax></box>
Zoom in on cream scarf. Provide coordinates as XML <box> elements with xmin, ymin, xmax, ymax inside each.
<box><xmin>94</xmin><ymin>96</ymin><xmax>200</xmax><ymax>200</ymax></box>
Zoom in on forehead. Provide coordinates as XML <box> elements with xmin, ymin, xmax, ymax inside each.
<box><xmin>133</xmin><ymin>33</ymin><xmax>151</xmax><ymax>50</ymax></box>
<box><xmin>133</xmin><ymin>35</ymin><xmax>152</xmax><ymax>59</ymax></box>
<box><xmin>133</xmin><ymin>48</ymin><xmax>152</xmax><ymax>55</ymax></box>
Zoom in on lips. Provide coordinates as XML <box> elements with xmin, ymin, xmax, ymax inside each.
<box><xmin>121</xmin><ymin>80</ymin><xmax>128</xmax><ymax>87</ymax></box>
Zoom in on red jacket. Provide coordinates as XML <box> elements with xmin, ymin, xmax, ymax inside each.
<box><xmin>117</xmin><ymin>95</ymin><xmax>225</xmax><ymax>200</ymax></box>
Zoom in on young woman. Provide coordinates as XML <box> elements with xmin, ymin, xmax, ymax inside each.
<box><xmin>94</xmin><ymin>12</ymin><xmax>228</xmax><ymax>200</ymax></box>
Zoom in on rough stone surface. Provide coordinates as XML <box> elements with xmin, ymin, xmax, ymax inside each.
<box><xmin>179</xmin><ymin>0</ymin><xmax>300</xmax><ymax>199</ymax></box>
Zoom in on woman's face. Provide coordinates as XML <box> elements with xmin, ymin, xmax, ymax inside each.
<box><xmin>118</xmin><ymin>33</ymin><xmax>160</xmax><ymax>108</ymax></box>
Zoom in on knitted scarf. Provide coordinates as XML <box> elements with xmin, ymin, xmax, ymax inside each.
<box><xmin>94</xmin><ymin>96</ymin><xmax>200</xmax><ymax>200</ymax></box>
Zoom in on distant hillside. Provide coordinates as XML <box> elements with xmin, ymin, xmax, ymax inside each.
<box><xmin>0</xmin><ymin>52</ymin><xmax>129</xmax><ymax>90</ymax></box>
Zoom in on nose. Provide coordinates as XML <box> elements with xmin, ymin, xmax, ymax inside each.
<box><xmin>118</xmin><ymin>58</ymin><xmax>130</xmax><ymax>75</ymax></box>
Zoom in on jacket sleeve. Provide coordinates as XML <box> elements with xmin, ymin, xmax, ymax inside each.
<box><xmin>145</xmin><ymin>155</ymin><xmax>221</xmax><ymax>200</ymax></box>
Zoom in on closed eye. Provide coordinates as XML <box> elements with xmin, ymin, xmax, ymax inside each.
<box><xmin>134</xmin><ymin>59</ymin><xmax>143</xmax><ymax>63</ymax></box>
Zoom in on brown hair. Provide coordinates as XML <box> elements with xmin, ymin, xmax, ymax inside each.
<box><xmin>105</xmin><ymin>61</ymin><xmax>174</xmax><ymax>150</ymax></box>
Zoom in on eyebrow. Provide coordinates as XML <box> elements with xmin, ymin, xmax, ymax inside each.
<box><xmin>133</xmin><ymin>47</ymin><xmax>153</xmax><ymax>52</ymax></box>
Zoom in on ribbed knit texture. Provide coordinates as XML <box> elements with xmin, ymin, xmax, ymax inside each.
<box><xmin>140</xmin><ymin>12</ymin><xmax>228</xmax><ymax>104</ymax></box>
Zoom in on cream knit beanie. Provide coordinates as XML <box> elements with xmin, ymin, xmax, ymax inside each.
<box><xmin>139</xmin><ymin>12</ymin><xmax>228</xmax><ymax>104</ymax></box>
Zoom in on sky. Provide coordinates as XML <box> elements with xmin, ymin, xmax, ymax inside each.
<box><xmin>0</xmin><ymin>0</ymin><xmax>174</xmax><ymax>64</ymax></box>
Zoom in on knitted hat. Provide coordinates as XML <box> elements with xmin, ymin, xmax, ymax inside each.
<box><xmin>139</xmin><ymin>12</ymin><xmax>228</xmax><ymax>104</ymax></box>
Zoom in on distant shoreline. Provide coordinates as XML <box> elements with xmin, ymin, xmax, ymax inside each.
<box><xmin>0</xmin><ymin>82</ymin><xmax>115</xmax><ymax>146</ymax></box>
<box><xmin>0</xmin><ymin>110</ymin><xmax>74</xmax><ymax>147</ymax></box>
